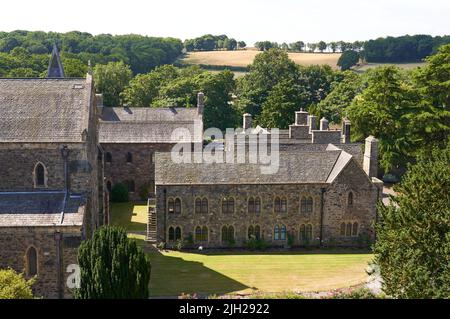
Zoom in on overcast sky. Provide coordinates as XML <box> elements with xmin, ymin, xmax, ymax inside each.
<box><xmin>0</xmin><ymin>0</ymin><xmax>449</xmax><ymax>44</ymax></box>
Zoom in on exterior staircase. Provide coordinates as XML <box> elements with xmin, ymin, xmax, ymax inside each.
<box><xmin>146</xmin><ymin>198</ymin><xmax>157</xmax><ymax>243</ymax></box>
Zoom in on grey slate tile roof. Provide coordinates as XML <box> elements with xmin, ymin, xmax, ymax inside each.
<box><xmin>0</xmin><ymin>78</ymin><xmax>91</xmax><ymax>143</ymax></box>
<box><xmin>155</xmin><ymin>150</ymin><xmax>348</xmax><ymax>185</ymax></box>
<box><xmin>99</xmin><ymin>107</ymin><xmax>203</xmax><ymax>143</ymax></box>
<box><xmin>0</xmin><ymin>192</ymin><xmax>85</xmax><ymax>227</ymax></box>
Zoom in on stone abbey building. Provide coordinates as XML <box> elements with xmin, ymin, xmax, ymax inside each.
<box><xmin>0</xmin><ymin>46</ymin><xmax>107</xmax><ymax>298</ymax></box>
<box><xmin>0</xmin><ymin>47</ymin><xmax>382</xmax><ymax>298</ymax></box>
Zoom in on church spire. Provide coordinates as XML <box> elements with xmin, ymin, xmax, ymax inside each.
<box><xmin>47</xmin><ymin>44</ymin><xmax>65</xmax><ymax>78</ymax></box>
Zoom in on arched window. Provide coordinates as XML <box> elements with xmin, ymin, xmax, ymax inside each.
<box><xmin>168</xmin><ymin>198</ymin><xmax>174</xmax><ymax>214</ymax></box>
<box><xmin>352</xmin><ymin>222</ymin><xmax>358</xmax><ymax>236</ymax></box>
<box><xmin>248</xmin><ymin>225</ymin><xmax>254</xmax><ymax>239</ymax></box>
<box><xmin>201</xmin><ymin>198</ymin><xmax>208</xmax><ymax>214</ymax></box>
<box><xmin>174</xmin><ymin>198</ymin><xmax>181</xmax><ymax>214</ymax></box>
<box><xmin>168</xmin><ymin>227</ymin><xmax>175</xmax><ymax>241</ymax></box>
<box><xmin>254</xmin><ymin>225</ymin><xmax>261</xmax><ymax>239</ymax></box>
<box><xmin>195</xmin><ymin>226</ymin><xmax>202</xmax><ymax>242</ymax></box>
<box><xmin>106</xmin><ymin>181</ymin><xmax>112</xmax><ymax>192</ymax></box>
<box><xmin>175</xmin><ymin>227</ymin><xmax>182</xmax><ymax>241</ymax></box>
<box><xmin>340</xmin><ymin>222</ymin><xmax>346</xmax><ymax>236</ymax></box>
<box><xmin>255</xmin><ymin>197</ymin><xmax>261</xmax><ymax>214</ymax></box>
<box><xmin>306</xmin><ymin>224</ymin><xmax>312</xmax><ymax>240</ymax></box>
<box><xmin>222</xmin><ymin>197</ymin><xmax>234</xmax><ymax>214</ymax></box>
<box><xmin>222</xmin><ymin>226</ymin><xmax>234</xmax><ymax>243</ymax></box>
<box><xmin>34</xmin><ymin>162</ymin><xmax>47</xmax><ymax>188</ymax></box>
<box><xmin>195</xmin><ymin>226</ymin><xmax>208</xmax><ymax>242</ymax></box>
<box><xmin>26</xmin><ymin>247</ymin><xmax>38</xmax><ymax>276</ymax></box>
<box><xmin>274</xmin><ymin>225</ymin><xmax>280</xmax><ymax>240</ymax></box>
<box><xmin>301</xmin><ymin>196</ymin><xmax>313</xmax><ymax>213</ymax></box>
<box><xmin>280</xmin><ymin>225</ymin><xmax>287</xmax><ymax>240</ymax></box>
<box><xmin>248</xmin><ymin>197</ymin><xmax>255</xmax><ymax>214</ymax></box>
<box><xmin>195</xmin><ymin>198</ymin><xmax>202</xmax><ymax>214</ymax></box>
<box><xmin>126</xmin><ymin>152</ymin><xmax>133</xmax><ymax>163</ymax></box>
<box><xmin>105</xmin><ymin>152</ymin><xmax>112</xmax><ymax>163</ymax></box>
<box><xmin>300</xmin><ymin>224</ymin><xmax>306</xmax><ymax>241</ymax></box>
<box><xmin>274</xmin><ymin>224</ymin><xmax>286</xmax><ymax>240</ymax></box>
<box><xmin>348</xmin><ymin>192</ymin><xmax>354</xmax><ymax>206</ymax></box>
<box><xmin>346</xmin><ymin>222</ymin><xmax>352</xmax><ymax>236</ymax></box>
<box><xmin>274</xmin><ymin>197</ymin><xmax>287</xmax><ymax>213</ymax></box>
<box><xmin>248</xmin><ymin>197</ymin><xmax>261</xmax><ymax>214</ymax></box>
<box><xmin>202</xmin><ymin>226</ymin><xmax>208</xmax><ymax>241</ymax></box>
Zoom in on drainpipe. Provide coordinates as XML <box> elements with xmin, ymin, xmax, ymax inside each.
<box><xmin>163</xmin><ymin>189</ymin><xmax>167</xmax><ymax>243</ymax></box>
<box><xmin>54</xmin><ymin>231</ymin><xmax>63</xmax><ymax>299</ymax></box>
<box><xmin>319</xmin><ymin>187</ymin><xmax>325</xmax><ymax>248</ymax></box>
<box><xmin>59</xmin><ymin>146</ymin><xmax>70</xmax><ymax>225</ymax></box>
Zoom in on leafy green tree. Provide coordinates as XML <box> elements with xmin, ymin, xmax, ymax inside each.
<box><xmin>258</xmin><ymin>79</ymin><xmax>309</xmax><ymax>128</ymax></box>
<box><xmin>411</xmin><ymin>44</ymin><xmax>450</xmax><ymax>150</ymax></box>
<box><xmin>61</xmin><ymin>57</ymin><xmax>88</xmax><ymax>77</ymax></box>
<box><xmin>337</xmin><ymin>50</ymin><xmax>360</xmax><ymax>70</ymax></box>
<box><xmin>199</xmin><ymin>70</ymin><xmax>237</xmax><ymax>130</ymax></box>
<box><xmin>0</xmin><ymin>269</ymin><xmax>35</xmax><ymax>299</ymax></box>
<box><xmin>347</xmin><ymin>66</ymin><xmax>418</xmax><ymax>172</ymax></box>
<box><xmin>318</xmin><ymin>41</ymin><xmax>327</xmax><ymax>53</ymax></box>
<box><xmin>235</xmin><ymin>49</ymin><xmax>300</xmax><ymax>118</ymax></box>
<box><xmin>374</xmin><ymin>146</ymin><xmax>450</xmax><ymax>298</ymax></box>
<box><xmin>289</xmin><ymin>41</ymin><xmax>305</xmax><ymax>52</ymax></box>
<box><xmin>76</xmin><ymin>226</ymin><xmax>151</xmax><ymax>299</ymax></box>
<box><xmin>237</xmin><ymin>41</ymin><xmax>246</xmax><ymax>49</ymax></box>
<box><xmin>121</xmin><ymin>65</ymin><xmax>178</xmax><ymax>107</ymax></box>
<box><xmin>93</xmin><ymin>61</ymin><xmax>132</xmax><ymax>106</ymax></box>
<box><xmin>310</xmin><ymin>71</ymin><xmax>364</xmax><ymax>123</ymax></box>
<box><xmin>329</xmin><ymin>42</ymin><xmax>338</xmax><ymax>53</ymax></box>
<box><xmin>307</xmin><ymin>43</ymin><xmax>317</xmax><ymax>52</ymax></box>
<box><xmin>111</xmin><ymin>183</ymin><xmax>129</xmax><ymax>202</ymax></box>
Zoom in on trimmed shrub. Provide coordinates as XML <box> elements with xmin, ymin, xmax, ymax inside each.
<box><xmin>111</xmin><ymin>183</ymin><xmax>129</xmax><ymax>202</ymax></box>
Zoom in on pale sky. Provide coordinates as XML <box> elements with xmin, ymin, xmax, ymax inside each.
<box><xmin>0</xmin><ymin>0</ymin><xmax>449</xmax><ymax>45</ymax></box>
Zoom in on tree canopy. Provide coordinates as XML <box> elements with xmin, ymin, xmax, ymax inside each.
<box><xmin>0</xmin><ymin>268</ymin><xmax>34</xmax><ymax>299</ymax></box>
<box><xmin>374</xmin><ymin>145</ymin><xmax>450</xmax><ymax>298</ymax></box>
<box><xmin>76</xmin><ymin>226</ymin><xmax>151</xmax><ymax>299</ymax></box>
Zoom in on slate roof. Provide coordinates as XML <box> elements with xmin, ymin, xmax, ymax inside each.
<box><xmin>155</xmin><ymin>150</ymin><xmax>350</xmax><ymax>185</ymax></box>
<box><xmin>0</xmin><ymin>78</ymin><xmax>91</xmax><ymax>143</ymax></box>
<box><xmin>99</xmin><ymin>107</ymin><xmax>203</xmax><ymax>143</ymax></box>
<box><xmin>0</xmin><ymin>192</ymin><xmax>85</xmax><ymax>227</ymax></box>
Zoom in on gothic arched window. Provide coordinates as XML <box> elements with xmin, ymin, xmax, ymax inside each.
<box><xmin>352</xmin><ymin>222</ymin><xmax>358</xmax><ymax>236</ymax></box>
<box><xmin>26</xmin><ymin>247</ymin><xmax>38</xmax><ymax>276</ymax></box>
<box><xmin>175</xmin><ymin>227</ymin><xmax>182</xmax><ymax>241</ymax></box>
<box><xmin>105</xmin><ymin>152</ymin><xmax>112</xmax><ymax>163</ymax></box>
<box><xmin>34</xmin><ymin>162</ymin><xmax>47</xmax><ymax>188</ymax></box>
<box><xmin>348</xmin><ymin>192</ymin><xmax>354</xmax><ymax>206</ymax></box>
<box><xmin>126</xmin><ymin>152</ymin><xmax>133</xmax><ymax>163</ymax></box>
<box><xmin>168</xmin><ymin>227</ymin><xmax>175</xmax><ymax>241</ymax></box>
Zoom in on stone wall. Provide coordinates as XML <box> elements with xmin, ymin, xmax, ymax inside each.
<box><xmin>101</xmin><ymin>143</ymin><xmax>175</xmax><ymax>201</ymax></box>
<box><xmin>0</xmin><ymin>226</ymin><xmax>81</xmax><ymax>299</ymax></box>
<box><xmin>155</xmin><ymin>167</ymin><xmax>378</xmax><ymax>248</ymax></box>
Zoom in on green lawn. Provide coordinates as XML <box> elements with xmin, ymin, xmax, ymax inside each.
<box><xmin>116</xmin><ymin>203</ymin><xmax>373</xmax><ymax>297</ymax></box>
<box><xmin>110</xmin><ymin>202</ymin><xmax>148</xmax><ymax>232</ymax></box>
<box><xmin>146</xmin><ymin>249</ymin><xmax>373</xmax><ymax>297</ymax></box>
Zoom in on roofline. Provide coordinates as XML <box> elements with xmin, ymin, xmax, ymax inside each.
<box><xmin>155</xmin><ymin>182</ymin><xmax>330</xmax><ymax>186</ymax></box>
<box><xmin>0</xmin><ymin>77</ymin><xmax>86</xmax><ymax>80</ymax></box>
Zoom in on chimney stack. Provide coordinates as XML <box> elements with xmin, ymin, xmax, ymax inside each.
<box><xmin>308</xmin><ymin>115</ymin><xmax>318</xmax><ymax>132</ymax></box>
<box><xmin>197</xmin><ymin>92</ymin><xmax>204</xmax><ymax>115</ymax></box>
<box><xmin>295</xmin><ymin>109</ymin><xmax>308</xmax><ymax>125</ymax></box>
<box><xmin>363</xmin><ymin>136</ymin><xmax>378</xmax><ymax>178</ymax></box>
<box><xmin>343</xmin><ymin>119</ymin><xmax>351</xmax><ymax>143</ymax></box>
<box><xmin>320</xmin><ymin>117</ymin><xmax>329</xmax><ymax>131</ymax></box>
<box><xmin>243</xmin><ymin>113</ymin><xmax>252</xmax><ymax>130</ymax></box>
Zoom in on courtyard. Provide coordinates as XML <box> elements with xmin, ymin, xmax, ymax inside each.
<box><xmin>111</xmin><ymin>202</ymin><xmax>374</xmax><ymax>297</ymax></box>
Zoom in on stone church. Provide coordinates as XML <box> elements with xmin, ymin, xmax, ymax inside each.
<box><xmin>0</xmin><ymin>45</ymin><xmax>107</xmax><ymax>298</ymax></box>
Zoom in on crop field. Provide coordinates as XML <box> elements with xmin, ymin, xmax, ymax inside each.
<box><xmin>180</xmin><ymin>49</ymin><xmax>342</xmax><ymax>70</ymax></box>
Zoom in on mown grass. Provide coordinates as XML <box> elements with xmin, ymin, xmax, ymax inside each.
<box><xmin>110</xmin><ymin>202</ymin><xmax>148</xmax><ymax>232</ymax></box>
<box><xmin>147</xmin><ymin>249</ymin><xmax>373</xmax><ymax>297</ymax></box>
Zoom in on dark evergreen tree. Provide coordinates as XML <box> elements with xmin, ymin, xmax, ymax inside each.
<box><xmin>76</xmin><ymin>226</ymin><xmax>151</xmax><ymax>299</ymax></box>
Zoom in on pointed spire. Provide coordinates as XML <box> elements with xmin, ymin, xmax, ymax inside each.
<box><xmin>47</xmin><ymin>44</ymin><xmax>65</xmax><ymax>78</ymax></box>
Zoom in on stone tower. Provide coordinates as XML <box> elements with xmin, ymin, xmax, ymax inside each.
<box><xmin>363</xmin><ymin>135</ymin><xmax>378</xmax><ymax>177</ymax></box>
<box><xmin>47</xmin><ymin>44</ymin><xmax>65</xmax><ymax>78</ymax></box>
